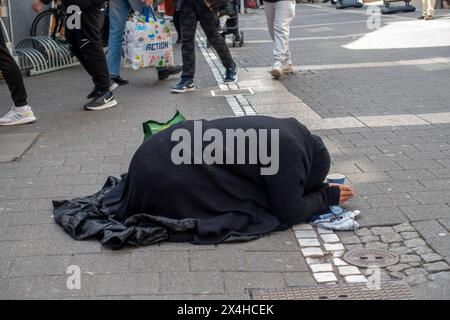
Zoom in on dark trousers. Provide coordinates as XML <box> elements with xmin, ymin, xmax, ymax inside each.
<box><xmin>173</xmin><ymin>10</ymin><xmax>181</xmax><ymax>41</ymax></box>
<box><xmin>0</xmin><ymin>28</ymin><xmax>28</xmax><ymax>107</ymax></box>
<box><xmin>65</xmin><ymin>5</ymin><xmax>110</xmax><ymax>93</ymax></box>
<box><xmin>180</xmin><ymin>0</ymin><xmax>235</xmax><ymax>79</ymax></box>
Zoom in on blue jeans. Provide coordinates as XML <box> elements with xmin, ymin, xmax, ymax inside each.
<box><xmin>107</xmin><ymin>0</ymin><xmax>144</xmax><ymax>77</ymax></box>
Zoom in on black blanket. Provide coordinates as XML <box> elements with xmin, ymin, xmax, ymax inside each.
<box><xmin>53</xmin><ymin>116</ymin><xmax>338</xmax><ymax>249</ymax></box>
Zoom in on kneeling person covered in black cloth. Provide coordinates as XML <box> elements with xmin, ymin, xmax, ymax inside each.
<box><xmin>53</xmin><ymin>116</ymin><xmax>354</xmax><ymax>249</ymax></box>
<box><xmin>33</xmin><ymin>0</ymin><xmax>118</xmax><ymax>111</ymax></box>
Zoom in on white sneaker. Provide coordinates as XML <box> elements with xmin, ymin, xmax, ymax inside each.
<box><xmin>271</xmin><ymin>62</ymin><xmax>283</xmax><ymax>79</ymax></box>
<box><xmin>0</xmin><ymin>106</ymin><xmax>36</xmax><ymax>126</ymax></box>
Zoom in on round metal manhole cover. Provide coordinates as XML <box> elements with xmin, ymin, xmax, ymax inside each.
<box><xmin>343</xmin><ymin>249</ymin><xmax>399</xmax><ymax>268</ymax></box>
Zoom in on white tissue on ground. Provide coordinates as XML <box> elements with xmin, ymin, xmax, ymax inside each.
<box><xmin>311</xmin><ymin>206</ymin><xmax>361</xmax><ymax>231</ymax></box>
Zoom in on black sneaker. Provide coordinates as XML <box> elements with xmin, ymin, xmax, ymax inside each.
<box><xmin>224</xmin><ymin>65</ymin><xmax>238</xmax><ymax>83</ymax></box>
<box><xmin>171</xmin><ymin>78</ymin><xmax>195</xmax><ymax>93</ymax></box>
<box><xmin>111</xmin><ymin>76</ymin><xmax>130</xmax><ymax>86</ymax></box>
<box><xmin>87</xmin><ymin>82</ymin><xmax>119</xmax><ymax>99</ymax></box>
<box><xmin>158</xmin><ymin>65</ymin><xmax>183</xmax><ymax>80</ymax></box>
<box><xmin>84</xmin><ymin>91</ymin><xmax>118</xmax><ymax>111</ymax></box>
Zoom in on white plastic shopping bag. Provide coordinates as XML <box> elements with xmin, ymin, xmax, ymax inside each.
<box><xmin>123</xmin><ymin>6</ymin><xmax>174</xmax><ymax>69</ymax></box>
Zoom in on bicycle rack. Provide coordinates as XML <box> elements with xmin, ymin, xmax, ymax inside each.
<box><xmin>15</xmin><ymin>36</ymin><xmax>79</xmax><ymax>76</ymax></box>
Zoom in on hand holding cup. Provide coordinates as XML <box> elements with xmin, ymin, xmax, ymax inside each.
<box><xmin>328</xmin><ymin>184</ymin><xmax>354</xmax><ymax>205</ymax></box>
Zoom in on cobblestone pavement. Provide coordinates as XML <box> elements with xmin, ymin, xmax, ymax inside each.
<box><xmin>1</xmin><ymin>4</ymin><xmax>450</xmax><ymax>299</ymax></box>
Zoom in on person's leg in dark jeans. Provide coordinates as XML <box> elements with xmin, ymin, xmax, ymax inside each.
<box><xmin>196</xmin><ymin>0</ymin><xmax>237</xmax><ymax>82</ymax></box>
<box><xmin>65</xmin><ymin>6</ymin><xmax>118</xmax><ymax>110</ymax></box>
<box><xmin>171</xmin><ymin>0</ymin><xmax>198</xmax><ymax>93</ymax></box>
<box><xmin>172</xmin><ymin>0</ymin><xmax>238</xmax><ymax>93</ymax></box>
<box><xmin>0</xmin><ymin>28</ymin><xmax>36</xmax><ymax>125</ymax></box>
<box><xmin>68</xmin><ymin>6</ymin><xmax>111</xmax><ymax>93</ymax></box>
<box><xmin>180</xmin><ymin>0</ymin><xmax>198</xmax><ymax>80</ymax></box>
<box><xmin>173</xmin><ymin>10</ymin><xmax>182</xmax><ymax>43</ymax></box>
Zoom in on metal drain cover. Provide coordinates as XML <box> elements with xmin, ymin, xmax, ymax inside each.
<box><xmin>211</xmin><ymin>88</ymin><xmax>254</xmax><ymax>96</ymax></box>
<box><xmin>248</xmin><ymin>282</ymin><xmax>416</xmax><ymax>300</ymax></box>
<box><xmin>343</xmin><ymin>249</ymin><xmax>399</xmax><ymax>268</ymax></box>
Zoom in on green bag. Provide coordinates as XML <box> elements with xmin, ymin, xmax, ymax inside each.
<box><xmin>142</xmin><ymin>110</ymin><xmax>186</xmax><ymax>141</ymax></box>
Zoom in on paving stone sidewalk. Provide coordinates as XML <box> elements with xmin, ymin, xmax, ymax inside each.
<box><xmin>230</xmin><ymin>4</ymin><xmax>450</xmax><ymax>298</ymax></box>
<box><xmin>0</xmin><ymin>43</ymin><xmax>316</xmax><ymax>299</ymax></box>
<box><xmin>1</xmin><ymin>4</ymin><xmax>450</xmax><ymax>299</ymax></box>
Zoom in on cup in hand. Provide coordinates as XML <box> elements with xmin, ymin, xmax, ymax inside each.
<box><xmin>326</xmin><ymin>174</ymin><xmax>346</xmax><ymax>185</ymax></box>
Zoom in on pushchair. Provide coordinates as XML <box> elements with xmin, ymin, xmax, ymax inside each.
<box><xmin>218</xmin><ymin>0</ymin><xmax>244</xmax><ymax>47</ymax></box>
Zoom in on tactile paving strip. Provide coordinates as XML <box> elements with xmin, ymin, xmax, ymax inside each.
<box><xmin>248</xmin><ymin>282</ymin><xmax>416</xmax><ymax>300</ymax></box>
<box><xmin>211</xmin><ymin>89</ymin><xmax>254</xmax><ymax>96</ymax></box>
